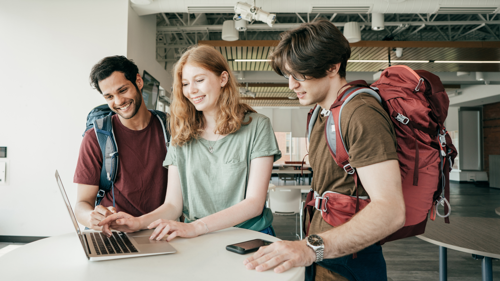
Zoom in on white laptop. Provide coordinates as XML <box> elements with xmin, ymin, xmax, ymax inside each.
<box><xmin>55</xmin><ymin>170</ymin><xmax>176</xmax><ymax>261</ymax></box>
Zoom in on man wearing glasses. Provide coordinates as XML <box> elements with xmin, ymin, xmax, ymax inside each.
<box><xmin>244</xmin><ymin>20</ymin><xmax>405</xmax><ymax>281</ymax></box>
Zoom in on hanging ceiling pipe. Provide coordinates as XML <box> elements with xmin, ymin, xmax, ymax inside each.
<box><xmin>157</xmin><ymin>20</ymin><xmax>500</xmax><ymax>33</ymax></box>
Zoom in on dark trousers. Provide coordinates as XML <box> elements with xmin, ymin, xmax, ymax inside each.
<box><xmin>305</xmin><ymin>243</ymin><xmax>387</xmax><ymax>281</ymax></box>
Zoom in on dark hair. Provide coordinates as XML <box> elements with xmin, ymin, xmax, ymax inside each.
<box><xmin>270</xmin><ymin>19</ymin><xmax>351</xmax><ymax>79</ymax></box>
<box><xmin>89</xmin><ymin>56</ymin><xmax>140</xmax><ymax>94</ymax></box>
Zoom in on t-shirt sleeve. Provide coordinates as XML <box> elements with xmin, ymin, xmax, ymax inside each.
<box><xmin>163</xmin><ymin>143</ymin><xmax>177</xmax><ymax>167</ymax></box>
<box><xmin>343</xmin><ymin>96</ymin><xmax>398</xmax><ymax>168</ymax></box>
<box><xmin>250</xmin><ymin>116</ymin><xmax>282</xmax><ymax>162</ymax></box>
<box><xmin>73</xmin><ymin>129</ymin><xmax>102</xmax><ymax>186</ymax></box>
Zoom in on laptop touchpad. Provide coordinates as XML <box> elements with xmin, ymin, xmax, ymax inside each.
<box><xmin>133</xmin><ymin>236</ymin><xmax>167</xmax><ymax>244</ymax></box>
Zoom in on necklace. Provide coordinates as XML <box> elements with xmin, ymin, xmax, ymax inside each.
<box><xmin>208</xmin><ymin>133</ymin><xmax>221</xmax><ymax>153</ymax></box>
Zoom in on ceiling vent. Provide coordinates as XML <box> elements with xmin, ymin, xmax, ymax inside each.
<box><xmin>437</xmin><ymin>7</ymin><xmax>499</xmax><ymax>14</ymax></box>
<box><xmin>311</xmin><ymin>6</ymin><xmax>371</xmax><ymax>14</ymax></box>
<box><xmin>187</xmin><ymin>6</ymin><xmax>234</xmax><ymax>13</ymax></box>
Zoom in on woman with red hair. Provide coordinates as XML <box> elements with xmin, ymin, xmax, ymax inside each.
<box><xmin>100</xmin><ymin>45</ymin><xmax>281</xmax><ymax>241</ymax></box>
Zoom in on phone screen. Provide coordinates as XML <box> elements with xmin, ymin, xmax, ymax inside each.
<box><xmin>232</xmin><ymin>239</ymin><xmax>272</xmax><ymax>250</ymax></box>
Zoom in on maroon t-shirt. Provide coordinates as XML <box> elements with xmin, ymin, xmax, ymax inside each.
<box><xmin>74</xmin><ymin>114</ymin><xmax>168</xmax><ymax>217</ymax></box>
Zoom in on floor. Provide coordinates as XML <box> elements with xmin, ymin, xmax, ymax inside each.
<box><xmin>271</xmin><ymin>180</ymin><xmax>500</xmax><ymax>280</ymax></box>
<box><xmin>1</xmin><ymin>181</ymin><xmax>499</xmax><ymax>280</ymax></box>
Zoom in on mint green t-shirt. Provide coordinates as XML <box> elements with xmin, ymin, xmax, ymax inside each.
<box><xmin>163</xmin><ymin>112</ymin><xmax>281</xmax><ymax>231</ymax></box>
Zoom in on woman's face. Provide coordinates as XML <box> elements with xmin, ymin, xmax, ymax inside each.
<box><xmin>181</xmin><ymin>63</ymin><xmax>228</xmax><ymax>114</ymax></box>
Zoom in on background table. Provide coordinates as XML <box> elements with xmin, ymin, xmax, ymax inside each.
<box><xmin>417</xmin><ymin>217</ymin><xmax>500</xmax><ymax>281</ymax></box>
<box><xmin>0</xmin><ymin>227</ymin><xmax>304</xmax><ymax>281</ymax></box>
<box><xmin>272</xmin><ymin>169</ymin><xmax>312</xmax><ymax>185</ymax></box>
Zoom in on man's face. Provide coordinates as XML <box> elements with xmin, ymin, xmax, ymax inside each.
<box><xmin>99</xmin><ymin>71</ymin><xmax>143</xmax><ymax>120</ymax></box>
<box><xmin>283</xmin><ymin>65</ymin><xmax>331</xmax><ymax>107</ymax></box>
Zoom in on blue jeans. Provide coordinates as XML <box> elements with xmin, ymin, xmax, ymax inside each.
<box><xmin>259</xmin><ymin>225</ymin><xmax>276</xmax><ymax>236</ymax></box>
<box><xmin>305</xmin><ymin>243</ymin><xmax>387</xmax><ymax>281</ymax></box>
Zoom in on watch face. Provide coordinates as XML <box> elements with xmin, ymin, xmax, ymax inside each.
<box><xmin>308</xmin><ymin>235</ymin><xmax>323</xmax><ymax>246</ymax></box>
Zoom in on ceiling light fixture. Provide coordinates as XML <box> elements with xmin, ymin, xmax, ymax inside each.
<box><xmin>222</xmin><ymin>20</ymin><xmax>238</xmax><ymax>41</ymax></box>
<box><xmin>395</xmin><ymin>47</ymin><xmax>403</xmax><ymax>58</ymax></box>
<box><xmin>239</xmin><ymin>83</ymin><xmax>256</xmax><ymax>98</ymax></box>
<box><xmin>343</xmin><ymin>22</ymin><xmax>362</xmax><ymax>43</ymax></box>
<box><xmin>371</xmin><ymin>13</ymin><xmax>384</xmax><ymax>31</ymax></box>
<box><xmin>476</xmin><ymin>72</ymin><xmax>485</xmax><ymax>81</ymax></box>
<box><xmin>233</xmin><ymin>2</ymin><xmax>276</xmax><ymax>27</ymax></box>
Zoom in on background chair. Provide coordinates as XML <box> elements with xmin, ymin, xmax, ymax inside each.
<box><xmin>268</xmin><ymin>186</ymin><xmax>304</xmax><ymax>240</ymax></box>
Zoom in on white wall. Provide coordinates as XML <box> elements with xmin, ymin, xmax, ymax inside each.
<box><xmin>0</xmin><ymin>0</ymin><xmax>129</xmax><ymax>236</ymax></box>
<box><xmin>127</xmin><ymin>6</ymin><xmax>173</xmax><ymax>93</ymax></box>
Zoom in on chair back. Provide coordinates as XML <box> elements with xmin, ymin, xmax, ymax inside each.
<box><xmin>268</xmin><ymin>187</ymin><xmax>301</xmax><ymax>214</ymax></box>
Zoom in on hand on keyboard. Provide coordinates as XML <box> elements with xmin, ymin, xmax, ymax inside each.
<box><xmin>89</xmin><ymin>205</ymin><xmax>116</xmax><ymax>234</ymax></box>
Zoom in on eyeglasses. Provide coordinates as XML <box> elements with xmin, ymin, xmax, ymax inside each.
<box><xmin>280</xmin><ymin>70</ymin><xmax>307</xmax><ymax>82</ymax></box>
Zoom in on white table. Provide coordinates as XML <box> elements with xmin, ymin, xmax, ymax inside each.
<box><xmin>272</xmin><ymin>169</ymin><xmax>312</xmax><ymax>185</ymax></box>
<box><xmin>417</xmin><ymin>217</ymin><xmax>500</xmax><ymax>281</ymax></box>
<box><xmin>282</xmin><ymin>164</ymin><xmax>311</xmax><ymax>169</ymax></box>
<box><xmin>0</xmin><ymin>227</ymin><xmax>304</xmax><ymax>281</ymax></box>
<box><xmin>272</xmin><ymin>169</ymin><xmax>312</xmax><ymax>175</ymax></box>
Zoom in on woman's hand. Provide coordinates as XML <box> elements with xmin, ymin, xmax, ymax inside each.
<box><xmin>147</xmin><ymin>219</ymin><xmax>206</xmax><ymax>241</ymax></box>
<box><xmin>98</xmin><ymin>212</ymin><xmax>143</xmax><ymax>235</ymax></box>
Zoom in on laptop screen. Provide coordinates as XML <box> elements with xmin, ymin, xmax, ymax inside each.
<box><xmin>55</xmin><ymin>170</ymin><xmax>89</xmax><ymax>258</ymax></box>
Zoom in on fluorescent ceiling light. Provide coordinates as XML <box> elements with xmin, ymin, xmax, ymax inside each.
<box><xmin>232</xmin><ymin>59</ymin><xmax>500</xmax><ymax>63</ymax></box>
<box><xmin>350</xmin><ymin>60</ymin><xmax>429</xmax><ymax>63</ymax></box>
<box><xmin>434</xmin><ymin>61</ymin><xmax>500</xmax><ymax>64</ymax></box>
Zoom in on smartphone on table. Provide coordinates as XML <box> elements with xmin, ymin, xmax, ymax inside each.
<box><xmin>226</xmin><ymin>239</ymin><xmax>273</xmax><ymax>255</ymax></box>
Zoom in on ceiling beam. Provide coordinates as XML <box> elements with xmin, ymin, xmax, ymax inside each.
<box><xmin>241</xmin><ymin>97</ymin><xmax>295</xmax><ymax>100</ymax></box>
<box><xmin>158</xmin><ymin>20</ymin><xmax>500</xmax><ymax>33</ymax></box>
<box><xmin>199</xmin><ymin>40</ymin><xmax>500</xmax><ymax>48</ymax></box>
<box><xmin>242</xmin><ymin>83</ymin><xmax>288</xmax><ymax>87</ymax></box>
<box><xmin>241</xmin><ymin>83</ymin><xmax>461</xmax><ymax>89</ymax></box>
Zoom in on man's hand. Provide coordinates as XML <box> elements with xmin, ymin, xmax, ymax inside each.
<box><xmin>243</xmin><ymin>240</ymin><xmax>316</xmax><ymax>273</ymax></box>
<box><xmin>98</xmin><ymin>212</ymin><xmax>143</xmax><ymax>235</ymax></box>
<box><xmin>88</xmin><ymin>205</ymin><xmax>116</xmax><ymax>233</ymax></box>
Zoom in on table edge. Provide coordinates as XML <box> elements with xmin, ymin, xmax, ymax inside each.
<box><xmin>416</xmin><ymin>235</ymin><xmax>500</xmax><ymax>259</ymax></box>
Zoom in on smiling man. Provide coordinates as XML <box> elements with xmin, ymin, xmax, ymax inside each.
<box><xmin>243</xmin><ymin>20</ymin><xmax>405</xmax><ymax>281</ymax></box>
<box><xmin>73</xmin><ymin>56</ymin><xmax>168</xmax><ymax>234</ymax></box>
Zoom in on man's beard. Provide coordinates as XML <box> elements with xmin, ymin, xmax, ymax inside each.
<box><xmin>114</xmin><ymin>88</ymin><xmax>143</xmax><ymax>119</ymax></box>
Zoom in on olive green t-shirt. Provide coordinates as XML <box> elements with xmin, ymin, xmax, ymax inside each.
<box><xmin>309</xmin><ymin>93</ymin><xmax>398</xmax><ymax>235</ymax></box>
<box><xmin>163</xmin><ymin>112</ymin><xmax>281</xmax><ymax>231</ymax></box>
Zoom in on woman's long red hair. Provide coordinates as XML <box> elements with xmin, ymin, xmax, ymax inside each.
<box><xmin>170</xmin><ymin>45</ymin><xmax>255</xmax><ymax>146</ymax></box>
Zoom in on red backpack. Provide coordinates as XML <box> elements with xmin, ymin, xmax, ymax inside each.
<box><xmin>304</xmin><ymin>65</ymin><xmax>458</xmax><ymax>244</ymax></box>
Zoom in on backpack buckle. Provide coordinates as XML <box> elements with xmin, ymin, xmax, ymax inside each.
<box><xmin>415</xmin><ymin>78</ymin><xmax>424</xmax><ymax>92</ymax></box>
<box><xmin>343</xmin><ymin>164</ymin><xmax>355</xmax><ymax>175</ymax></box>
<box><xmin>314</xmin><ymin>196</ymin><xmax>323</xmax><ymax>211</ymax></box>
<box><xmin>314</xmin><ymin>196</ymin><xmax>329</xmax><ymax>213</ymax></box>
<box><xmin>438</xmin><ymin>131</ymin><xmax>447</xmax><ymax>147</ymax></box>
<box><xmin>395</xmin><ymin>113</ymin><xmax>409</xmax><ymax>125</ymax></box>
<box><xmin>96</xmin><ymin>189</ymin><xmax>105</xmax><ymax>198</ymax></box>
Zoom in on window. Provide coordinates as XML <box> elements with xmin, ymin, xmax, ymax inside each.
<box><xmin>285</xmin><ymin>133</ymin><xmax>291</xmax><ymax>154</ymax></box>
<box><xmin>274</xmin><ymin>132</ymin><xmax>309</xmax><ymax>165</ymax></box>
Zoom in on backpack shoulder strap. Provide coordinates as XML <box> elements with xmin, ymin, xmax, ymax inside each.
<box><xmin>307</xmin><ymin>105</ymin><xmax>321</xmax><ymax>143</ymax></box>
<box><xmin>151</xmin><ymin>110</ymin><xmax>170</xmax><ymax>148</ymax></box>
<box><xmin>93</xmin><ymin>115</ymin><xmax>119</xmax><ymax>207</ymax></box>
<box><xmin>328</xmin><ymin>86</ymin><xmax>382</xmax><ymax>173</ymax></box>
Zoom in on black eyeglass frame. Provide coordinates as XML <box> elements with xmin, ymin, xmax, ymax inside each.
<box><xmin>280</xmin><ymin>70</ymin><xmax>308</xmax><ymax>82</ymax></box>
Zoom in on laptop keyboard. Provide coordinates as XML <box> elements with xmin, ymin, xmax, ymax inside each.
<box><xmin>90</xmin><ymin>232</ymin><xmax>139</xmax><ymax>255</ymax></box>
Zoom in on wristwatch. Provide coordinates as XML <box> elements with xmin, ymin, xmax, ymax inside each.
<box><xmin>306</xmin><ymin>234</ymin><xmax>324</xmax><ymax>262</ymax></box>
